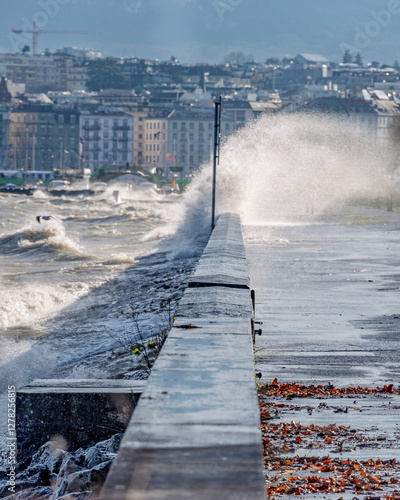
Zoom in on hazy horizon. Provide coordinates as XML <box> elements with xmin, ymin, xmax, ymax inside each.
<box><xmin>2</xmin><ymin>0</ymin><xmax>400</xmax><ymax>65</ymax></box>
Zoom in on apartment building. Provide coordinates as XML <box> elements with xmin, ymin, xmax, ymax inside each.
<box><xmin>9</xmin><ymin>104</ymin><xmax>80</xmax><ymax>174</ymax></box>
<box><xmin>166</xmin><ymin>109</ymin><xmax>240</xmax><ymax>178</ymax></box>
<box><xmin>0</xmin><ymin>54</ymin><xmax>57</xmax><ymax>92</ymax></box>
<box><xmin>143</xmin><ymin>113</ymin><xmax>169</xmax><ymax>174</ymax></box>
<box><xmin>80</xmin><ymin>109</ymin><xmax>133</xmax><ymax>170</ymax></box>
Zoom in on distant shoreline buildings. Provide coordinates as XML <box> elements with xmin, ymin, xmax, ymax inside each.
<box><xmin>0</xmin><ymin>48</ymin><xmax>399</xmax><ymax>181</ymax></box>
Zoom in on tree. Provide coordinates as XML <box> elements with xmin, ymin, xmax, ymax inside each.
<box><xmin>355</xmin><ymin>53</ymin><xmax>363</xmax><ymax>67</ymax></box>
<box><xmin>265</xmin><ymin>57</ymin><xmax>280</xmax><ymax>65</ymax></box>
<box><xmin>394</xmin><ymin>60</ymin><xmax>400</xmax><ymax>71</ymax></box>
<box><xmin>370</xmin><ymin>61</ymin><xmax>380</xmax><ymax>68</ymax></box>
<box><xmin>86</xmin><ymin>58</ymin><xmax>130</xmax><ymax>91</ymax></box>
<box><xmin>222</xmin><ymin>51</ymin><xmax>254</xmax><ymax>65</ymax></box>
<box><xmin>342</xmin><ymin>49</ymin><xmax>353</xmax><ymax>64</ymax></box>
<box><xmin>21</xmin><ymin>45</ymin><xmax>30</xmax><ymax>55</ymax></box>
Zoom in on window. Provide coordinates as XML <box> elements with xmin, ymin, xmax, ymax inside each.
<box><xmin>58</xmin><ymin>115</ymin><xmax>64</xmax><ymax>124</ymax></box>
<box><xmin>190</xmin><ymin>122</ymin><xmax>194</xmax><ymax>130</ymax></box>
<box><xmin>173</xmin><ymin>122</ymin><xmax>178</xmax><ymax>130</ymax></box>
<box><xmin>70</xmin><ymin>115</ymin><xmax>76</xmax><ymax>124</ymax></box>
<box><xmin>104</xmin><ymin>130</ymin><xmax>109</xmax><ymax>138</ymax></box>
<box><xmin>104</xmin><ymin>141</ymin><xmax>109</xmax><ymax>149</ymax></box>
<box><xmin>104</xmin><ymin>120</ymin><xmax>109</xmax><ymax>128</ymax></box>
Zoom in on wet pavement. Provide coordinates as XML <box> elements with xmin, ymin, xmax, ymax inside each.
<box><xmin>246</xmin><ymin>206</ymin><xmax>400</xmax><ymax>388</ymax></box>
<box><xmin>245</xmin><ymin>206</ymin><xmax>400</xmax><ymax>498</ymax></box>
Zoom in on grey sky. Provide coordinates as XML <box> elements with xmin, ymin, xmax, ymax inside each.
<box><xmin>1</xmin><ymin>0</ymin><xmax>400</xmax><ymax>64</ymax></box>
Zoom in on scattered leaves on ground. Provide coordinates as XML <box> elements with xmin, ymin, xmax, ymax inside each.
<box><xmin>258</xmin><ymin>380</ymin><xmax>400</xmax><ymax>498</ymax></box>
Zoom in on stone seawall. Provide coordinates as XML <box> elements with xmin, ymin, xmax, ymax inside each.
<box><xmin>101</xmin><ymin>213</ymin><xmax>266</xmax><ymax>500</ymax></box>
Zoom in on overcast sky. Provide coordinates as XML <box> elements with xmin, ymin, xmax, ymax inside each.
<box><xmin>2</xmin><ymin>0</ymin><xmax>400</xmax><ymax>64</ymax></box>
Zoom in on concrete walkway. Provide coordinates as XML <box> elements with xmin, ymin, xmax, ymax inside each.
<box><xmin>245</xmin><ymin>207</ymin><xmax>400</xmax><ymax>497</ymax></box>
<box><xmin>246</xmin><ymin>207</ymin><xmax>400</xmax><ymax>387</ymax></box>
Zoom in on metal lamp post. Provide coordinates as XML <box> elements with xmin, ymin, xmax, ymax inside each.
<box><xmin>211</xmin><ymin>95</ymin><xmax>222</xmax><ymax>230</ymax></box>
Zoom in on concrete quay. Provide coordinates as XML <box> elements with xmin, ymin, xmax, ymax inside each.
<box><xmin>101</xmin><ymin>214</ymin><xmax>266</xmax><ymax>500</ymax></box>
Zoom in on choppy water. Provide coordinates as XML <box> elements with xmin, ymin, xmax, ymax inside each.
<box><xmin>0</xmin><ymin>184</ymin><xmax>209</xmax><ymax>464</ymax></box>
<box><xmin>0</xmin><ymin>112</ymin><xmax>396</xmax><ymax>470</ymax></box>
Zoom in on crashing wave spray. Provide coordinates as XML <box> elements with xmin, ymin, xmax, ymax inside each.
<box><xmin>179</xmin><ymin>112</ymin><xmax>390</xmax><ymax>230</ymax></box>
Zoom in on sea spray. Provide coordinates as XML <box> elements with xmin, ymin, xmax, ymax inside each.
<box><xmin>180</xmin><ymin>112</ymin><xmax>391</xmax><ymax>227</ymax></box>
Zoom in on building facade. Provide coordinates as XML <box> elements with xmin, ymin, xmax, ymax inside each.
<box><xmin>166</xmin><ymin>109</ymin><xmax>241</xmax><ymax>178</ymax></box>
<box><xmin>9</xmin><ymin>104</ymin><xmax>80</xmax><ymax>175</ymax></box>
<box><xmin>0</xmin><ymin>54</ymin><xmax>58</xmax><ymax>92</ymax></box>
<box><xmin>0</xmin><ymin>107</ymin><xmax>10</xmax><ymax>170</ymax></box>
<box><xmin>80</xmin><ymin>109</ymin><xmax>133</xmax><ymax>170</ymax></box>
<box><xmin>126</xmin><ymin>108</ymin><xmax>149</xmax><ymax>168</ymax></box>
<box><xmin>143</xmin><ymin>114</ymin><xmax>169</xmax><ymax>174</ymax></box>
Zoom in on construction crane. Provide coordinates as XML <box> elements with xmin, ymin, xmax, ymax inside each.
<box><xmin>12</xmin><ymin>22</ymin><xmax>88</xmax><ymax>56</ymax></box>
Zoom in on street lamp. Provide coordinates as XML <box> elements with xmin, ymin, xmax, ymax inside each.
<box><xmin>211</xmin><ymin>95</ymin><xmax>222</xmax><ymax>230</ymax></box>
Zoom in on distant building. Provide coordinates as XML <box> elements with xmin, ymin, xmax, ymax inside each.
<box><xmin>166</xmin><ymin>108</ymin><xmax>242</xmax><ymax>178</ymax></box>
<box><xmin>53</xmin><ymin>53</ymin><xmax>88</xmax><ymax>91</ymax></box>
<box><xmin>8</xmin><ymin>104</ymin><xmax>80</xmax><ymax>175</ymax></box>
<box><xmin>0</xmin><ymin>77</ymin><xmax>12</xmax><ymax>103</ymax></box>
<box><xmin>294</xmin><ymin>96</ymin><xmax>400</xmax><ymax>144</ymax></box>
<box><xmin>0</xmin><ymin>54</ymin><xmax>57</xmax><ymax>92</ymax></box>
<box><xmin>295</xmin><ymin>54</ymin><xmax>330</xmax><ymax>66</ymax></box>
<box><xmin>0</xmin><ymin>52</ymin><xmax>91</xmax><ymax>92</ymax></box>
<box><xmin>80</xmin><ymin>109</ymin><xmax>133</xmax><ymax>170</ymax></box>
<box><xmin>143</xmin><ymin>114</ymin><xmax>169</xmax><ymax>173</ymax></box>
<box><xmin>0</xmin><ymin>107</ymin><xmax>10</xmax><ymax>170</ymax></box>
<box><xmin>55</xmin><ymin>47</ymin><xmax>103</xmax><ymax>62</ymax></box>
<box><xmin>126</xmin><ymin>108</ymin><xmax>149</xmax><ymax>168</ymax></box>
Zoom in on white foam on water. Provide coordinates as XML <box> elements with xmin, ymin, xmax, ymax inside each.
<box><xmin>0</xmin><ymin>282</ymin><xmax>92</xmax><ymax>330</ymax></box>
